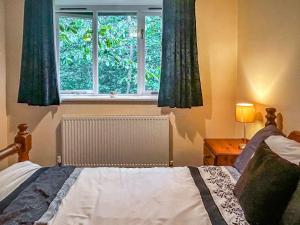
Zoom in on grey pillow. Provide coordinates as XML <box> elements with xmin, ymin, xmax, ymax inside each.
<box><xmin>234</xmin><ymin>142</ymin><xmax>300</xmax><ymax>225</ymax></box>
<box><xmin>234</xmin><ymin>125</ymin><xmax>283</xmax><ymax>173</ymax></box>
<box><xmin>280</xmin><ymin>180</ymin><xmax>300</xmax><ymax>225</ymax></box>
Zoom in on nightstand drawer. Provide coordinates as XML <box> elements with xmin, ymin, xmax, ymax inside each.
<box><xmin>215</xmin><ymin>155</ymin><xmax>238</xmax><ymax>166</ymax></box>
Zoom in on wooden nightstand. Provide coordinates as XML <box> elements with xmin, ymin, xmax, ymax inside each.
<box><xmin>203</xmin><ymin>139</ymin><xmax>245</xmax><ymax>166</ymax></box>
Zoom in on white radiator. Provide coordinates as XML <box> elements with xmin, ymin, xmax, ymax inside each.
<box><xmin>61</xmin><ymin>115</ymin><xmax>170</xmax><ymax>167</ymax></box>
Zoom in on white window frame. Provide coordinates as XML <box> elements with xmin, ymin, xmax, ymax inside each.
<box><xmin>55</xmin><ymin>5</ymin><xmax>162</xmax><ymax>101</ymax></box>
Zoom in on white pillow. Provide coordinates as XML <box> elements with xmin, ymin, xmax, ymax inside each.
<box><xmin>0</xmin><ymin>161</ymin><xmax>41</xmax><ymax>201</ymax></box>
<box><xmin>265</xmin><ymin>135</ymin><xmax>300</xmax><ymax>165</ymax></box>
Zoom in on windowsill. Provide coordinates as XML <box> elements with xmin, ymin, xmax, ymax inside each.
<box><xmin>61</xmin><ymin>95</ymin><xmax>158</xmax><ymax>103</ymax></box>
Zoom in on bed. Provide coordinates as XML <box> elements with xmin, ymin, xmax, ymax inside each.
<box><xmin>0</xmin><ymin>108</ymin><xmax>299</xmax><ymax>225</ymax></box>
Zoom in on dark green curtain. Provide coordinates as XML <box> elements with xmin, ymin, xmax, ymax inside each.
<box><xmin>18</xmin><ymin>0</ymin><xmax>60</xmax><ymax>106</ymax></box>
<box><xmin>158</xmin><ymin>0</ymin><xmax>203</xmax><ymax>108</ymax></box>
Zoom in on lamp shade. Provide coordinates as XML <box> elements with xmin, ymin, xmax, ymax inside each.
<box><xmin>236</xmin><ymin>103</ymin><xmax>256</xmax><ymax>123</ymax></box>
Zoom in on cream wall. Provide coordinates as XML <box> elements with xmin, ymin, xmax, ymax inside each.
<box><xmin>4</xmin><ymin>0</ymin><xmax>238</xmax><ymax>166</ymax></box>
<box><xmin>0</xmin><ymin>0</ymin><xmax>8</xmax><ymax>169</ymax></box>
<box><xmin>237</xmin><ymin>0</ymin><xmax>300</xmax><ymax>135</ymax></box>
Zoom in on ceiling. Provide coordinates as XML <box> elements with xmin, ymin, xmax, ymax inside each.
<box><xmin>55</xmin><ymin>0</ymin><xmax>162</xmax><ymax>5</ymax></box>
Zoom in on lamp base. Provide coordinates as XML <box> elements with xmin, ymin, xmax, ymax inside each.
<box><xmin>239</xmin><ymin>143</ymin><xmax>247</xmax><ymax>150</ymax></box>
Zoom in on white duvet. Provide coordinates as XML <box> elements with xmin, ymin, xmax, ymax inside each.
<box><xmin>43</xmin><ymin>166</ymin><xmax>247</xmax><ymax>225</ymax></box>
<box><xmin>48</xmin><ymin>167</ymin><xmax>211</xmax><ymax>225</ymax></box>
<box><xmin>0</xmin><ymin>161</ymin><xmax>41</xmax><ymax>201</ymax></box>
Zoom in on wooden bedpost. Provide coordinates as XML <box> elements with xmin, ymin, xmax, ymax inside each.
<box><xmin>15</xmin><ymin>124</ymin><xmax>32</xmax><ymax>162</ymax></box>
<box><xmin>265</xmin><ymin>108</ymin><xmax>277</xmax><ymax>127</ymax></box>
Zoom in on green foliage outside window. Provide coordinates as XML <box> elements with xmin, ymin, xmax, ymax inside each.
<box><xmin>59</xmin><ymin>15</ymin><xmax>93</xmax><ymax>91</ymax></box>
<box><xmin>98</xmin><ymin>15</ymin><xmax>138</xmax><ymax>94</ymax></box>
<box><xmin>145</xmin><ymin>16</ymin><xmax>162</xmax><ymax>92</ymax></box>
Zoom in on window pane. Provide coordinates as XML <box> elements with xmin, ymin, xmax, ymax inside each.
<box><xmin>98</xmin><ymin>14</ymin><xmax>138</xmax><ymax>94</ymax></box>
<box><xmin>145</xmin><ymin>15</ymin><xmax>162</xmax><ymax>92</ymax></box>
<box><xmin>58</xmin><ymin>14</ymin><xmax>93</xmax><ymax>91</ymax></box>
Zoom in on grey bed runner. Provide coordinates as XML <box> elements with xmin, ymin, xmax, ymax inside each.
<box><xmin>0</xmin><ymin>166</ymin><xmax>79</xmax><ymax>225</ymax></box>
<box><xmin>0</xmin><ymin>167</ymin><xmax>49</xmax><ymax>214</ymax></box>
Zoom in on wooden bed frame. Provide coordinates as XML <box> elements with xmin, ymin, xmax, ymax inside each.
<box><xmin>0</xmin><ymin>124</ymin><xmax>32</xmax><ymax>162</ymax></box>
<box><xmin>0</xmin><ymin>108</ymin><xmax>299</xmax><ymax>163</ymax></box>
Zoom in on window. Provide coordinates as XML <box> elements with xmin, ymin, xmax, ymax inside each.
<box><xmin>56</xmin><ymin>6</ymin><xmax>162</xmax><ymax>100</ymax></box>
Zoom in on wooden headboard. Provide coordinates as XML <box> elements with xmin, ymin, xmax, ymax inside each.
<box><xmin>265</xmin><ymin>107</ymin><xmax>300</xmax><ymax>143</ymax></box>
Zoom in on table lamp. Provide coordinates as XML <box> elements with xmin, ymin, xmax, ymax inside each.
<box><xmin>236</xmin><ymin>103</ymin><xmax>256</xmax><ymax>149</ymax></box>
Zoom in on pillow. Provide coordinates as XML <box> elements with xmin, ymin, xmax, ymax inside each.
<box><xmin>234</xmin><ymin>125</ymin><xmax>283</xmax><ymax>173</ymax></box>
<box><xmin>265</xmin><ymin>135</ymin><xmax>300</xmax><ymax>165</ymax></box>
<box><xmin>234</xmin><ymin>142</ymin><xmax>300</xmax><ymax>225</ymax></box>
<box><xmin>0</xmin><ymin>161</ymin><xmax>41</xmax><ymax>201</ymax></box>
<box><xmin>280</xmin><ymin>180</ymin><xmax>300</xmax><ymax>225</ymax></box>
